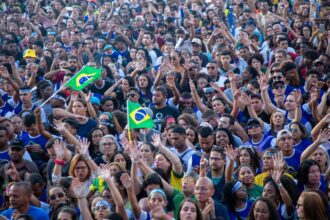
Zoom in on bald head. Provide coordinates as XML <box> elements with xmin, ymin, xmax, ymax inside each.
<box><xmin>194</xmin><ymin>177</ymin><xmax>215</xmax><ymax>203</ymax></box>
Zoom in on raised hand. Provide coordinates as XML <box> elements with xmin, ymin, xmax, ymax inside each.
<box><xmin>202</xmin><ymin>198</ymin><xmax>216</xmax><ymax>219</ymax></box>
<box><xmin>34</xmin><ymin>107</ymin><xmax>41</xmax><ymax>118</ymax></box>
<box><xmin>79</xmin><ymin>138</ymin><xmax>90</xmax><ymax>158</ymax></box>
<box><xmin>150</xmin><ymin>203</ymin><xmax>168</xmax><ymax>219</ymax></box>
<box><xmin>228</xmin><ymin>71</ymin><xmax>235</xmax><ymax>82</ymax></box>
<box><xmin>273</xmin><ymin>151</ymin><xmax>285</xmax><ymax>172</ymax></box>
<box><xmin>258</xmin><ymin>74</ymin><xmax>268</xmax><ymax>91</ymax></box>
<box><xmin>99</xmin><ymin>164</ymin><xmax>111</xmax><ymax>180</ymax></box>
<box><xmin>199</xmin><ymin>152</ymin><xmax>208</xmax><ymax>176</ymax></box>
<box><xmin>120</xmin><ymin>173</ymin><xmax>132</xmax><ymax>189</ymax></box>
<box><xmin>292</xmin><ymin>90</ymin><xmax>302</xmax><ymax>106</ymax></box>
<box><xmin>54</xmin><ymin>139</ymin><xmax>66</xmax><ymax>160</ymax></box>
<box><xmin>53</xmin><ymin>119</ymin><xmax>66</xmax><ymax>133</ymax></box>
<box><xmin>6</xmin><ymin>162</ymin><xmax>21</xmax><ymax>182</ymax></box>
<box><xmin>240</xmin><ymin>92</ymin><xmax>251</xmax><ymax>106</ymax></box>
<box><xmin>71</xmin><ymin>178</ymin><xmax>85</xmax><ymax>198</ymax></box>
<box><xmin>0</xmin><ymin>66</ymin><xmax>10</xmax><ymax>79</ymax></box>
<box><xmin>316</xmin><ymin>129</ymin><xmax>330</xmax><ymax>144</ymax></box>
<box><xmin>151</xmin><ymin>133</ymin><xmax>162</xmax><ymax>148</ymax></box>
<box><xmin>70</xmin><ymin>91</ymin><xmax>79</xmax><ymax>101</ymax></box>
<box><xmin>224</xmin><ymin>144</ymin><xmax>237</xmax><ymax>161</ymax></box>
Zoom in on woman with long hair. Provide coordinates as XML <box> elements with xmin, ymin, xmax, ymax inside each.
<box><xmin>87</xmin><ymin>128</ymin><xmax>104</xmax><ymax>159</ymax></box>
<box><xmin>296</xmin><ymin>191</ymin><xmax>327</xmax><ymax>220</ymax></box>
<box><xmin>248</xmin><ymin>197</ymin><xmax>280</xmax><ymax>220</ymax></box>
<box><xmin>178</xmin><ymin>199</ymin><xmax>203</xmax><ymax>220</ymax></box>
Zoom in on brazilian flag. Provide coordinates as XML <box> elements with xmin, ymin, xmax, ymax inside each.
<box><xmin>127</xmin><ymin>101</ymin><xmax>154</xmax><ymax>129</ymax></box>
<box><xmin>66</xmin><ymin>66</ymin><xmax>102</xmax><ymax>90</ymax></box>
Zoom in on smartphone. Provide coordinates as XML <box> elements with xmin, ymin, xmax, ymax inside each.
<box><xmin>203</xmin><ymin>87</ymin><xmax>215</xmax><ymax>94</ymax></box>
<box><xmin>319</xmin><ymin>24</ymin><xmax>325</xmax><ymax>33</ymax></box>
<box><xmin>66</xmin><ymin>7</ymin><xmax>73</xmax><ymax>11</ymax></box>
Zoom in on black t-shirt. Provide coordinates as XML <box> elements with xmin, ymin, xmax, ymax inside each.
<box><xmin>151</xmin><ymin>106</ymin><xmax>179</xmax><ymax>131</ymax></box>
<box><xmin>89</xmin><ymin>80</ymin><xmax>114</xmax><ymax>97</ymax></box>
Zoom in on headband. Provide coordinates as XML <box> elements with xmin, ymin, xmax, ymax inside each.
<box><xmin>95</xmin><ymin>200</ymin><xmax>111</xmax><ymax>209</ymax></box>
<box><xmin>149</xmin><ymin>189</ymin><xmax>167</xmax><ymax>201</ymax></box>
<box><xmin>19</xmin><ymin>88</ymin><xmax>32</xmax><ymax>93</ymax></box>
<box><xmin>232</xmin><ymin>181</ymin><xmax>242</xmax><ymax>194</ymax></box>
<box><xmin>100</xmin><ymin>120</ymin><xmax>114</xmax><ymax>128</ymax></box>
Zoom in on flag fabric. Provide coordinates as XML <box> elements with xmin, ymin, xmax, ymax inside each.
<box><xmin>127</xmin><ymin>101</ymin><xmax>154</xmax><ymax>129</ymax></box>
<box><xmin>227</xmin><ymin>6</ymin><xmax>235</xmax><ymax>36</ymax></box>
<box><xmin>66</xmin><ymin>66</ymin><xmax>102</xmax><ymax>90</ymax></box>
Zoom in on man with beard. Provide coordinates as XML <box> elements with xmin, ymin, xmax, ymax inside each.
<box><xmin>187</xmin><ymin>126</ymin><xmax>215</xmax><ymax>174</ymax></box>
<box><xmin>206</xmin><ymin>146</ymin><xmax>227</xmax><ymax>203</ymax></box>
<box><xmin>1</xmin><ymin>181</ymin><xmax>48</xmax><ymax>219</ymax></box>
<box><xmin>151</xmin><ymin>86</ymin><xmax>179</xmax><ymax>132</ymax></box>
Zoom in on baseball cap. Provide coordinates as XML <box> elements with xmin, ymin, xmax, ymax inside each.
<box><xmin>192</xmin><ymin>38</ymin><xmax>202</xmax><ymax>46</ymax></box>
<box><xmin>246</xmin><ymin>118</ymin><xmax>260</xmax><ymax>128</ymax></box>
<box><xmin>276</xmin><ymin>129</ymin><xmax>293</xmax><ymax>142</ymax></box>
<box><xmin>23</xmin><ymin>49</ymin><xmax>37</xmax><ymax>59</ymax></box>
<box><xmin>9</xmin><ymin>139</ymin><xmax>24</xmax><ymax>150</ymax></box>
<box><xmin>103</xmin><ymin>45</ymin><xmax>113</xmax><ymax>51</ymax></box>
<box><xmin>312</xmin><ymin>59</ymin><xmax>323</xmax><ymax>66</ymax></box>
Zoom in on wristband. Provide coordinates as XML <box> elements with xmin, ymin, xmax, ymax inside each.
<box><xmin>54</xmin><ymin>159</ymin><xmax>65</xmax><ymax>166</ymax></box>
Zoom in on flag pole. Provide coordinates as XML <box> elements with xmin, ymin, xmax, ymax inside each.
<box><xmin>126</xmin><ymin>100</ymin><xmax>132</xmax><ymax>142</ymax></box>
<box><xmin>39</xmin><ymin>79</ymin><xmax>70</xmax><ymax>108</ymax></box>
<box><xmin>39</xmin><ymin>65</ymin><xmax>89</xmax><ymax>108</ymax></box>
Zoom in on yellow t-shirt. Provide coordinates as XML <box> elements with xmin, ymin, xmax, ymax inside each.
<box><xmin>170</xmin><ymin>170</ymin><xmax>184</xmax><ymax>191</ymax></box>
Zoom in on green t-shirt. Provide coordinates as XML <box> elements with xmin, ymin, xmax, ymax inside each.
<box><xmin>172</xmin><ymin>188</ymin><xmax>196</xmax><ymax>220</ymax></box>
<box><xmin>247</xmin><ymin>184</ymin><xmax>263</xmax><ymax>201</ymax></box>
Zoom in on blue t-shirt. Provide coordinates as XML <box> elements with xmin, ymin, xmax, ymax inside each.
<box><xmin>294</xmin><ymin>138</ymin><xmax>312</xmax><ymax>152</ymax></box>
<box><xmin>1</xmin><ymin>205</ymin><xmax>49</xmax><ymax>220</ymax></box>
<box><xmin>284</xmin><ymin>150</ymin><xmax>301</xmax><ymax>177</ymax></box>
<box><xmin>77</xmin><ymin>118</ymin><xmax>97</xmax><ymax>138</ymax></box>
<box><xmin>228</xmin><ymin>200</ymin><xmax>253</xmax><ymax>220</ymax></box>
<box><xmin>244</xmin><ymin>135</ymin><xmax>273</xmax><ymax>152</ymax></box>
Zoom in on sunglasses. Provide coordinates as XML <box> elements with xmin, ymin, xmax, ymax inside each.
<box><xmin>273</xmin><ymin>76</ymin><xmax>283</xmax><ymax>80</ymax></box>
<box><xmin>207</xmin><ymin>66</ymin><xmax>216</xmax><ymax>70</ymax></box>
<box><xmin>274</xmin><ymin>85</ymin><xmax>284</xmax><ymax>89</ymax></box>
<box><xmin>49</xmin><ymin>192</ymin><xmax>65</xmax><ymax>201</ymax></box>
<box><xmin>94</xmin><ymin>205</ymin><xmax>109</xmax><ymax>211</ymax></box>
<box><xmin>127</xmin><ymin>93</ymin><xmax>137</xmax><ymax>98</ymax></box>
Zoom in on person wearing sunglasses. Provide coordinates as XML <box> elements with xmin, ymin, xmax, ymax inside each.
<box><xmin>126</xmin><ymin>87</ymin><xmax>142</xmax><ymax>104</ymax></box>
<box><xmin>289</xmin><ymin>122</ymin><xmax>311</xmax><ymax>153</ymax></box>
<box><xmin>48</xmin><ymin>186</ymin><xmax>70</xmax><ymax>217</ymax></box>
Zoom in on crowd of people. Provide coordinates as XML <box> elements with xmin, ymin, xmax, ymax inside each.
<box><xmin>0</xmin><ymin>0</ymin><xmax>330</xmax><ymax>219</ymax></box>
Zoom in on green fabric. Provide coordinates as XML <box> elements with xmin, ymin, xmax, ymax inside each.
<box><xmin>127</xmin><ymin>101</ymin><xmax>154</xmax><ymax>129</ymax></box>
<box><xmin>247</xmin><ymin>184</ymin><xmax>263</xmax><ymax>201</ymax></box>
<box><xmin>66</xmin><ymin>66</ymin><xmax>102</xmax><ymax>90</ymax></box>
<box><xmin>172</xmin><ymin>188</ymin><xmax>196</xmax><ymax>220</ymax></box>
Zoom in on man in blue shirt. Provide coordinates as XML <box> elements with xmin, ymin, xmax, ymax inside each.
<box><xmin>1</xmin><ymin>181</ymin><xmax>49</xmax><ymax>220</ymax></box>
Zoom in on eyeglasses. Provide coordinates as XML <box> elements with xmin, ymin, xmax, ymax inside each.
<box><xmin>288</xmin><ymin>128</ymin><xmax>299</xmax><ymax>133</ymax></box>
<box><xmin>49</xmin><ymin>192</ymin><xmax>65</xmax><ymax>201</ymax></box>
<box><xmin>207</xmin><ymin>66</ymin><xmax>216</xmax><ymax>70</ymax></box>
<box><xmin>102</xmin><ymin>142</ymin><xmax>115</xmax><ymax>147</ymax></box>
<box><xmin>170</xmin><ymin>56</ymin><xmax>176</xmax><ymax>60</ymax></box>
<box><xmin>247</xmin><ymin>124</ymin><xmax>260</xmax><ymax>129</ymax></box>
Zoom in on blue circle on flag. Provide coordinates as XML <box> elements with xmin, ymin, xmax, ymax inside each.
<box><xmin>135</xmin><ymin>109</ymin><xmax>147</xmax><ymax>121</ymax></box>
<box><xmin>79</xmin><ymin>75</ymin><xmax>91</xmax><ymax>85</ymax></box>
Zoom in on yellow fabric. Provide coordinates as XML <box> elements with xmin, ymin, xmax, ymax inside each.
<box><xmin>90</xmin><ymin>176</ymin><xmax>107</xmax><ymax>193</ymax></box>
<box><xmin>255</xmin><ymin>171</ymin><xmax>270</xmax><ymax>186</ymax></box>
<box><xmin>170</xmin><ymin>170</ymin><xmax>183</xmax><ymax>191</ymax></box>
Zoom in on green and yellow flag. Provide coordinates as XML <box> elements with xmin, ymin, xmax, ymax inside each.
<box><xmin>127</xmin><ymin>101</ymin><xmax>154</xmax><ymax>129</ymax></box>
<box><xmin>66</xmin><ymin>66</ymin><xmax>102</xmax><ymax>90</ymax></box>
